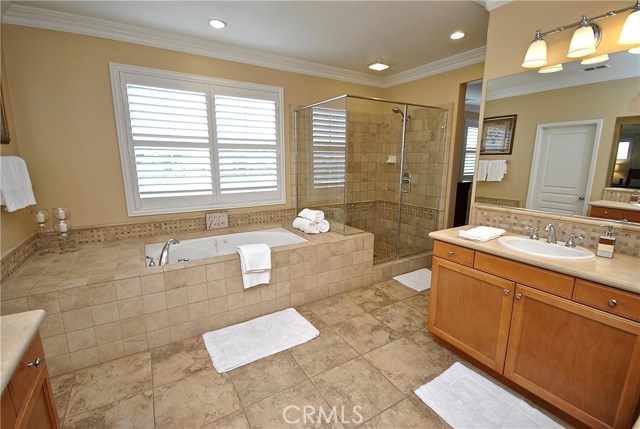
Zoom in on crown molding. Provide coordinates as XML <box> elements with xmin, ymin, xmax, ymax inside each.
<box><xmin>2</xmin><ymin>3</ymin><xmax>486</xmax><ymax>89</ymax></box>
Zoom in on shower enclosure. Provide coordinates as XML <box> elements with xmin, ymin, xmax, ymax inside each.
<box><xmin>295</xmin><ymin>95</ymin><xmax>448</xmax><ymax>264</ymax></box>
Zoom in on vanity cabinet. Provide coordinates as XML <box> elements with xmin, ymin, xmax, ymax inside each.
<box><xmin>1</xmin><ymin>332</ymin><xmax>60</xmax><ymax>429</ymax></box>
<box><xmin>589</xmin><ymin>206</ymin><xmax>640</xmax><ymax>223</ymax></box>
<box><xmin>428</xmin><ymin>240</ymin><xmax>640</xmax><ymax>429</ymax></box>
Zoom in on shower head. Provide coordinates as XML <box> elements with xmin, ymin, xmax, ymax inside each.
<box><xmin>392</xmin><ymin>107</ymin><xmax>404</xmax><ymax>119</ymax></box>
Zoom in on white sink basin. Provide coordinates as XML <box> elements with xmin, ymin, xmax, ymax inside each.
<box><xmin>497</xmin><ymin>236</ymin><xmax>595</xmax><ymax>260</ymax></box>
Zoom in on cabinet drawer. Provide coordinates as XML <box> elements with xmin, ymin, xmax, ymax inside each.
<box><xmin>623</xmin><ymin>210</ymin><xmax>640</xmax><ymax>223</ymax></box>
<box><xmin>433</xmin><ymin>241</ymin><xmax>474</xmax><ymax>267</ymax></box>
<box><xmin>589</xmin><ymin>206</ymin><xmax>624</xmax><ymax>220</ymax></box>
<box><xmin>574</xmin><ymin>280</ymin><xmax>640</xmax><ymax>322</ymax></box>
<box><xmin>9</xmin><ymin>332</ymin><xmax>45</xmax><ymax>409</ymax></box>
<box><xmin>474</xmin><ymin>252</ymin><xmax>574</xmax><ymax>298</ymax></box>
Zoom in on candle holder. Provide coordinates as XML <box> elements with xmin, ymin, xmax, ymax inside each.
<box><xmin>52</xmin><ymin>219</ymin><xmax>76</xmax><ymax>254</ymax></box>
<box><xmin>52</xmin><ymin>206</ymin><xmax>70</xmax><ymax>221</ymax></box>
<box><xmin>30</xmin><ymin>209</ymin><xmax>54</xmax><ymax>256</ymax></box>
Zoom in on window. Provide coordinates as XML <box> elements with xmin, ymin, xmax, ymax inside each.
<box><xmin>110</xmin><ymin>63</ymin><xmax>285</xmax><ymax>216</ymax></box>
<box><xmin>616</xmin><ymin>140</ymin><xmax>631</xmax><ymax>162</ymax></box>
<box><xmin>460</xmin><ymin>119</ymin><xmax>479</xmax><ymax>182</ymax></box>
<box><xmin>311</xmin><ymin>107</ymin><xmax>346</xmax><ymax>188</ymax></box>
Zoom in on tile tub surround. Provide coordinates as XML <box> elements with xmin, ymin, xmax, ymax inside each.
<box><xmin>1</xmin><ymin>223</ymin><xmax>380</xmax><ymax>376</ymax></box>
<box><xmin>471</xmin><ymin>203</ymin><xmax>640</xmax><ymax>257</ymax></box>
<box><xmin>0</xmin><ymin>208</ymin><xmax>297</xmax><ymax>281</ymax></box>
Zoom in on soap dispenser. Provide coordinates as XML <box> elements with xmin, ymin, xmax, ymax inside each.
<box><xmin>596</xmin><ymin>225</ymin><xmax>616</xmax><ymax>258</ymax></box>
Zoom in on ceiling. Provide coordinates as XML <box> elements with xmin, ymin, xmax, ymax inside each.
<box><xmin>2</xmin><ymin>1</ymin><xmax>492</xmax><ymax>87</ymax></box>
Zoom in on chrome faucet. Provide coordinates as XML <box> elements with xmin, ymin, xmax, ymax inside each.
<box><xmin>159</xmin><ymin>239</ymin><xmax>180</xmax><ymax>266</ymax></box>
<box><xmin>565</xmin><ymin>233</ymin><xmax>584</xmax><ymax>248</ymax></box>
<box><xmin>544</xmin><ymin>224</ymin><xmax>557</xmax><ymax>244</ymax></box>
<box><xmin>525</xmin><ymin>226</ymin><xmax>539</xmax><ymax>240</ymax></box>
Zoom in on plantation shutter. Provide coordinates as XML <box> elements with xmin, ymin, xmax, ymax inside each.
<box><xmin>126</xmin><ymin>84</ymin><xmax>213</xmax><ymax>199</ymax></box>
<box><xmin>213</xmin><ymin>94</ymin><xmax>279</xmax><ymax>200</ymax></box>
<box><xmin>461</xmin><ymin>121</ymin><xmax>478</xmax><ymax>182</ymax></box>
<box><xmin>312</xmin><ymin>107</ymin><xmax>346</xmax><ymax>188</ymax></box>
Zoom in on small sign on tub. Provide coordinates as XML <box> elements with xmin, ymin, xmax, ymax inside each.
<box><xmin>206</xmin><ymin>211</ymin><xmax>228</xmax><ymax>230</ymax></box>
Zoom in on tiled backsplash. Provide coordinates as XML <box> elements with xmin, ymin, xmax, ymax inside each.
<box><xmin>471</xmin><ymin>203</ymin><xmax>640</xmax><ymax>257</ymax></box>
<box><xmin>603</xmin><ymin>187</ymin><xmax>638</xmax><ymax>203</ymax></box>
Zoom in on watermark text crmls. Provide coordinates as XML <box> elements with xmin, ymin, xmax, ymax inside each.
<box><xmin>282</xmin><ymin>405</ymin><xmax>364</xmax><ymax>425</ymax></box>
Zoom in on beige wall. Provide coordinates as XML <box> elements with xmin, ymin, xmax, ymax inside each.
<box><xmin>478</xmin><ymin>78</ymin><xmax>640</xmax><ymax>205</ymax></box>
<box><xmin>1</xmin><ymin>24</ymin><xmax>479</xmax><ymax>256</ymax></box>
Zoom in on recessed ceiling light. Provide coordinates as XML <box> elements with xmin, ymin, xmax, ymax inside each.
<box><xmin>209</xmin><ymin>19</ymin><xmax>227</xmax><ymax>29</ymax></box>
<box><xmin>368</xmin><ymin>59</ymin><xmax>391</xmax><ymax>71</ymax></box>
<box><xmin>450</xmin><ymin>31</ymin><xmax>465</xmax><ymax>40</ymax></box>
<box><xmin>581</xmin><ymin>54</ymin><xmax>609</xmax><ymax>65</ymax></box>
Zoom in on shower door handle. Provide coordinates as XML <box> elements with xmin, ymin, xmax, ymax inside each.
<box><xmin>402</xmin><ymin>172</ymin><xmax>412</xmax><ymax>193</ymax></box>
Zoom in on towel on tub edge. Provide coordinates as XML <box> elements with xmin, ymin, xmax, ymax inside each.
<box><xmin>236</xmin><ymin>244</ymin><xmax>271</xmax><ymax>289</ymax></box>
<box><xmin>298</xmin><ymin>208</ymin><xmax>325</xmax><ymax>222</ymax></box>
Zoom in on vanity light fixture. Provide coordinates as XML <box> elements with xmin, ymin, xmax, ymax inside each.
<box><xmin>208</xmin><ymin>19</ymin><xmax>227</xmax><ymax>29</ymax></box>
<box><xmin>367</xmin><ymin>59</ymin><xmax>391</xmax><ymax>71</ymax></box>
<box><xmin>538</xmin><ymin>64</ymin><xmax>563</xmax><ymax>74</ymax></box>
<box><xmin>450</xmin><ymin>31</ymin><xmax>465</xmax><ymax>40</ymax></box>
<box><xmin>581</xmin><ymin>54</ymin><xmax>609</xmax><ymax>65</ymax></box>
<box><xmin>522</xmin><ymin>1</ymin><xmax>640</xmax><ymax>68</ymax></box>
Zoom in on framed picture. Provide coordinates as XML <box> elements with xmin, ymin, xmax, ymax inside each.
<box><xmin>1</xmin><ymin>88</ymin><xmax>9</xmax><ymax>145</ymax></box>
<box><xmin>481</xmin><ymin>115</ymin><xmax>516</xmax><ymax>155</ymax></box>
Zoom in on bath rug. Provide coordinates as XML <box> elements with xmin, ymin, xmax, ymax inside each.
<box><xmin>415</xmin><ymin>362</ymin><xmax>563</xmax><ymax>429</ymax></box>
<box><xmin>393</xmin><ymin>268</ymin><xmax>431</xmax><ymax>292</ymax></box>
<box><xmin>202</xmin><ymin>308</ymin><xmax>319</xmax><ymax>373</ymax></box>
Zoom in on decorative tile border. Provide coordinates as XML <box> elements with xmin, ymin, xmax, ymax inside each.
<box><xmin>475</xmin><ymin>196</ymin><xmax>521</xmax><ymax>208</ymax></box>
<box><xmin>0</xmin><ymin>233</ymin><xmax>39</xmax><ymax>282</ymax></box>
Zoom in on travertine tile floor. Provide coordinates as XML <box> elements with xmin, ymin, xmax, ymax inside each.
<box><xmin>51</xmin><ymin>279</ymin><xmax>565</xmax><ymax>429</ymax></box>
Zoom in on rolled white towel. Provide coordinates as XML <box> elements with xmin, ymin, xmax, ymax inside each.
<box><xmin>298</xmin><ymin>208</ymin><xmax>324</xmax><ymax>222</ymax></box>
<box><xmin>292</xmin><ymin>217</ymin><xmax>320</xmax><ymax>234</ymax></box>
<box><xmin>317</xmin><ymin>220</ymin><xmax>330</xmax><ymax>233</ymax></box>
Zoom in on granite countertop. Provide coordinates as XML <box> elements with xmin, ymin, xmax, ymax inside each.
<box><xmin>589</xmin><ymin>200</ymin><xmax>640</xmax><ymax>212</ymax></box>
<box><xmin>0</xmin><ymin>310</ymin><xmax>45</xmax><ymax>393</ymax></box>
<box><xmin>429</xmin><ymin>227</ymin><xmax>640</xmax><ymax>295</ymax></box>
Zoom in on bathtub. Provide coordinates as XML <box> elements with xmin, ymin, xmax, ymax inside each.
<box><xmin>145</xmin><ymin>227</ymin><xmax>307</xmax><ymax>266</ymax></box>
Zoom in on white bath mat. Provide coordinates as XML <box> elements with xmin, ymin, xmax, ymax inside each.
<box><xmin>202</xmin><ymin>308</ymin><xmax>319</xmax><ymax>373</ymax></box>
<box><xmin>393</xmin><ymin>268</ymin><xmax>431</xmax><ymax>292</ymax></box>
<box><xmin>415</xmin><ymin>362</ymin><xmax>563</xmax><ymax>429</ymax></box>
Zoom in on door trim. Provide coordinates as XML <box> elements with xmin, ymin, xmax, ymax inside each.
<box><xmin>526</xmin><ymin>119</ymin><xmax>602</xmax><ymax>215</ymax></box>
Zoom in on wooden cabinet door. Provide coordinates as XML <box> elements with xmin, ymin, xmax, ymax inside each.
<box><xmin>14</xmin><ymin>361</ymin><xmax>60</xmax><ymax>429</ymax></box>
<box><xmin>505</xmin><ymin>284</ymin><xmax>640</xmax><ymax>429</ymax></box>
<box><xmin>428</xmin><ymin>257</ymin><xmax>515</xmax><ymax>372</ymax></box>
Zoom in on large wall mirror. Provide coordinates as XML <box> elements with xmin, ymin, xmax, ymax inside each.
<box><xmin>476</xmin><ymin>49</ymin><xmax>640</xmax><ymax>224</ymax></box>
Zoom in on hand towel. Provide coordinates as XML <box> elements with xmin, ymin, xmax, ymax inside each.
<box><xmin>458</xmin><ymin>226</ymin><xmax>506</xmax><ymax>242</ymax></box>
<box><xmin>237</xmin><ymin>244</ymin><xmax>271</xmax><ymax>289</ymax></box>
<box><xmin>0</xmin><ymin>156</ymin><xmax>37</xmax><ymax>212</ymax></box>
<box><xmin>292</xmin><ymin>217</ymin><xmax>320</xmax><ymax>234</ymax></box>
<box><xmin>476</xmin><ymin>160</ymin><xmax>489</xmax><ymax>182</ymax></box>
<box><xmin>298</xmin><ymin>208</ymin><xmax>325</xmax><ymax>222</ymax></box>
<box><xmin>316</xmin><ymin>219</ymin><xmax>330</xmax><ymax>233</ymax></box>
<box><xmin>486</xmin><ymin>160</ymin><xmax>507</xmax><ymax>181</ymax></box>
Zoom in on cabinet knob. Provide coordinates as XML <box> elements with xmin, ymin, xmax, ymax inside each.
<box><xmin>515</xmin><ymin>293</ymin><xmax>523</xmax><ymax>300</ymax></box>
<box><xmin>503</xmin><ymin>289</ymin><xmax>510</xmax><ymax>295</ymax></box>
<box><xmin>26</xmin><ymin>357</ymin><xmax>42</xmax><ymax>368</ymax></box>
<box><xmin>608</xmin><ymin>299</ymin><xmax>618</xmax><ymax>307</ymax></box>
<box><xmin>447</xmin><ymin>251</ymin><xmax>454</xmax><ymax>256</ymax></box>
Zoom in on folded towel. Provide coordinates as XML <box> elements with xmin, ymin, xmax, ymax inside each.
<box><xmin>0</xmin><ymin>156</ymin><xmax>37</xmax><ymax>212</ymax></box>
<box><xmin>316</xmin><ymin>219</ymin><xmax>330</xmax><ymax>233</ymax></box>
<box><xmin>458</xmin><ymin>226</ymin><xmax>506</xmax><ymax>242</ymax></box>
<box><xmin>237</xmin><ymin>244</ymin><xmax>271</xmax><ymax>289</ymax></box>
<box><xmin>298</xmin><ymin>208</ymin><xmax>324</xmax><ymax>222</ymax></box>
<box><xmin>292</xmin><ymin>217</ymin><xmax>320</xmax><ymax>234</ymax></box>
<box><xmin>486</xmin><ymin>160</ymin><xmax>507</xmax><ymax>181</ymax></box>
<box><xmin>476</xmin><ymin>160</ymin><xmax>489</xmax><ymax>182</ymax></box>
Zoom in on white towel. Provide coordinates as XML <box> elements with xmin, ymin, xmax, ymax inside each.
<box><xmin>486</xmin><ymin>160</ymin><xmax>508</xmax><ymax>181</ymax></box>
<box><xmin>298</xmin><ymin>208</ymin><xmax>324</xmax><ymax>222</ymax></box>
<box><xmin>0</xmin><ymin>156</ymin><xmax>37</xmax><ymax>212</ymax></box>
<box><xmin>292</xmin><ymin>217</ymin><xmax>320</xmax><ymax>234</ymax></box>
<box><xmin>316</xmin><ymin>219</ymin><xmax>330</xmax><ymax>233</ymax></box>
<box><xmin>458</xmin><ymin>226</ymin><xmax>506</xmax><ymax>242</ymax></box>
<box><xmin>236</xmin><ymin>244</ymin><xmax>271</xmax><ymax>289</ymax></box>
<box><xmin>476</xmin><ymin>160</ymin><xmax>489</xmax><ymax>181</ymax></box>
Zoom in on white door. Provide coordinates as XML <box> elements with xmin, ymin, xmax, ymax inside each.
<box><xmin>526</xmin><ymin>120</ymin><xmax>601</xmax><ymax>216</ymax></box>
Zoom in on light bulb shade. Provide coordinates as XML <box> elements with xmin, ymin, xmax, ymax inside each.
<box><xmin>629</xmin><ymin>46</ymin><xmax>640</xmax><ymax>54</ymax></box>
<box><xmin>581</xmin><ymin>54</ymin><xmax>609</xmax><ymax>65</ymax></box>
<box><xmin>568</xmin><ymin>25</ymin><xmax>597</xmax><ymax>58</ymax></box>
<box><xmin>619</xmin><ymin>10</ymin><xmax>640</xmax><ymax>45</ymax></box>
<box><xmin>522</xmin><ymin>39</ymin><xmax>547</xmax><ymax>68</ymax></box>
<box><xmin>539</xmin><ymin>64</ymin><xmax>563</xmax><ymax>73</ymax></box>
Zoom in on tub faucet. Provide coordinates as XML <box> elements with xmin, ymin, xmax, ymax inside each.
<box><xmin>544</xmin><ymin>224</ymin><xmax>557</xmax><ymax>244</ymax></box>
<box><xmin>159</xmin><ymin>239</ymin><xmax>180</xmax><ymax>266</ymax></box>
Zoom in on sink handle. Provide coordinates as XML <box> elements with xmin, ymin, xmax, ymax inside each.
<box><xmin>525</xmin><ymin>226</ymin><xmax>539</xmax><ymax>240</ymax></box>
<box><xmin>565</xmin><ymin>233</ymin><xmax>584</xmax><ymax>248</ymax></box>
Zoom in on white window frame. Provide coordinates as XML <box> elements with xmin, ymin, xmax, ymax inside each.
<box><xmin>460</xmin><ymin>119</ymin><xmax>479</xmax><ymax>182</ymax></box>
<box><xmin>109</xmin><ymin>63</ymin><xmax>285</xmax><ymax>216</ymax></box>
